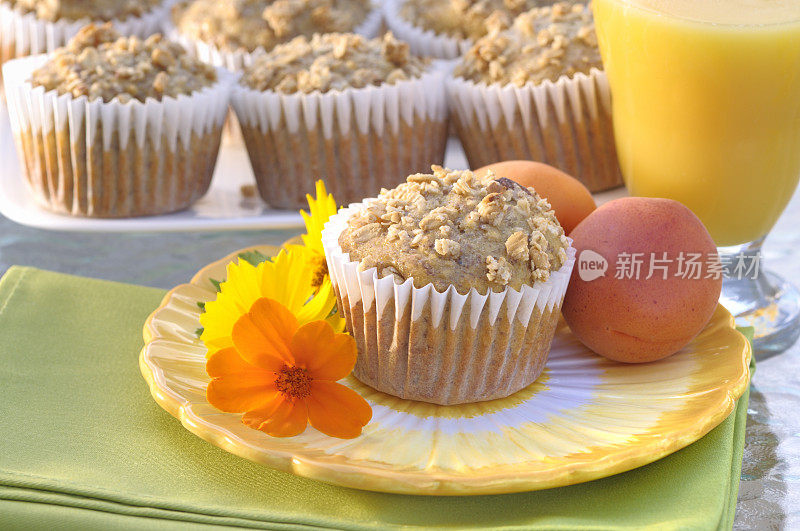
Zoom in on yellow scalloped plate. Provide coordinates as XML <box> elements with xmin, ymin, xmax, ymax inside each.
<box><xmin>140</xmin><ymin>245</ymin><xmax>751</xmax><ymax>496</ymax></box>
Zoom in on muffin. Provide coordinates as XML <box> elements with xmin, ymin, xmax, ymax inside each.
<box><xmin>2</xmin><ymin>24</ymin><xmax>233</xmax><ymax>217</ymax></box>
<box><xmin>169</xmin><ymin>0</ymin><xmax>383</xmax><ymax>71</ymax></box>
<box><xmin>321</xmin><ymin>166</ymin><xmax>576</xmax><ymax>405</ymax></box>
<box><xmin>384</xmin><ymin>0</ymin><xmax>561</xmax><ymax>59</ymax></box>
<box><xmin>169</xmin><ymin>0</ymin><xmax>383</xmax><ymax>145</ymax></box>
<box><xmin>447</xmin><ymin>2</ymin><xmax>623</xmax><ymax>192</ymax></box>
<box><xmin>0</xmin><ymin>0</ymin><xmax>166</xmax><ymax>89</ymax></box>
<box><xmin>231</xmin><ymin>32</ymin><xmax>449</xmax><ymax>209</ymax></box>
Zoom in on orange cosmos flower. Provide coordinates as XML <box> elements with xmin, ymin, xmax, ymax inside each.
<box><xmin>206</xmin><ymin>297</ymin><xmax>371</xmax><ymax>439</ymax></box>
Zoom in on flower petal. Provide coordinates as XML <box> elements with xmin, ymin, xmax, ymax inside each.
<box><xmin>206</xmin><ymin>347</ymin><xmax>256</xmax><ymax>378</ymax></box>
<box><xmin>290</xmin><ymin>321</ymin><xmax>357</xmax><ymax>381</ymax></box>
<box><xmin>200</xmin><ymin>292</ymin><xmax>243</xmax><ymax>352</ymax></box>
<box><xmin>207</xmin><ymin>375</ymin><xmax>278</xmax><ymax>413</ymax></box>
<box><xmin>316</xmin><ymin>280</ymin><xmax>345</xmax><ymax>333</ymax></box>
<box><xmin>279</xmin><ymin>246</ymin><xmax>338</xmax><ymax>325</ymax></box>
<box><xmin>325</xmin><ymin>311</ymin><xmax>346</xmax><ymax>334</ymax></box>
<box><xmin>292</xmin><ymin>270</ymin><xmax>340</xmax><ymax>329</ymax></box>
<box><xmin>241</xmin><ymin>394</ymin><xmax>284</xmax><ymax>428</ymax></box>
<box><xmin>300</xmin><ymin>180</ymin><xmax>337</xmax><ymax>256</ymax></box>
<box><xmin>244</xmin><ymin>397</ymin><xmax>309</xmax><ymax>437</ymax></box>
<box><xmin>306</xmin><ymin>381</ymin><xmax>372</xmax><ymax>439</ymax></box>
<box><xmin>232</xmin><ymin>298</ymin><xmax>297</xmax><ymax>370</ymax></box>
<box><xmin>223</xmin><ymin>260</ymin><xmax>261</xmax><ymax>312</ymax></box>
<box><xmin>259</xmin><ymin>250</ymin><xmax>313</xmax><ymax>315</ymax></box>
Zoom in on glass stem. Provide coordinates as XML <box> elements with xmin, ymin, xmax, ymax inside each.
<box><xmin>718</xmin><ymin>236</ymin><xmax>800</xmax><ymax>357</ymax></box>
<box><xmin>718</xmin><ymin>237</ymin><xmax>766</xmax><ymax>316</ymax></box>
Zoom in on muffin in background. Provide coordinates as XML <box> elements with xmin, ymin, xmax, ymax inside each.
<box><xmin>169</xmin><ymin>0</ymin><xmax>383</xmax><ymax>71</ymax></box>
<box><xmin>322</xmin><ymin>166</ymin><xmax>576</xmax><ymax>405</ymax></box>
<box><xmin>3</xmin><ymin>24</ymin><xmax>233</xmax><ymax>217</ymax></box>
<box><xmin>447</xmin><ymin>2</ymin><xmax>623</xmax><ymax>192</ymax></box>
<box><xmin>168</xmin><ymin>0</ymin><xmax>383</xmax><ymax>145</ymax></box>
<box><xmin>384</xmin><ymin>0</ymin><xmax>561</xmax><ymax>59</ymax></box>
<box><xmin>455</xmin><ymin>3</ymin><xmax>601</xmax><ymax>85</ymax></box>
<box><xmin>231</xmin><ymin>32</ymin><xmax>449</xmax><ymax>209</ymax></box>
<box><xmin>7</xmin><ymin>0</ymin><xmax>158</xmax><ymax>21</ymax></box>
<box><xmin>0</xmin><ymin>0</ymin><xmax>166</xmax><ymax>89</ymax></box>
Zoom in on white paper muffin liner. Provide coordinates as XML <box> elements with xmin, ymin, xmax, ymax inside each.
<box><xmin>230</xmin><ymin>67</ymin><xmax>449</xmax><ymax>209</ymax></box>
<box><xmin>447</xmin><ymin>68</ymin><xmax>623</xmax><ymax>192</ymax></box>
<box><xmin>3</xmin><ymin>55</ymin><xmax>234</xmax><ymax>217</ymax></box>
<box><xmin>383</xmin><ymin>0</ymin><xmax>472</xmax><ymax>59</ymax></box>
<box><xmin>0</xmin><ymin>0</ymin><xmax>167</xmax><ymax>89</ymax></box>
<box><xmin>322</xmin><ymin>201</ymin><xmax>576</xmax><ymax>405</ymax></box>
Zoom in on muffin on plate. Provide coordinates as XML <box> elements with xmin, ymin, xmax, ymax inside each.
<box><xmin>447</xmin><ymin>2</ymin><xmax>623</xmax><ymax>192</ymax></box>
<box><xmin>0</xmin><ymin>0</ymin><xmax>166</xmax><ymax>88</ymax></box>
<box><xmin>231</xmin><ymin>32</ymin><xmax>449</xmax><ymax>209</ymax></box>
<box><xmin>2</xmin><ymin>24</ymin><xmax>233</xmax><ymax>217</ymax></box>
<box><xmin>383</xmin><ymin>0</ymin><xmax>562</xmax><ymax>59</ymax></box>
<box><xmin>321</xmin><ymin>165</ymin><xmax>576</xmax><ymax>405</ymax></box>
<box><xmin>169</xmin><ymin>0</ymin><xmax>383</xmax><ymax>71</ymax></box>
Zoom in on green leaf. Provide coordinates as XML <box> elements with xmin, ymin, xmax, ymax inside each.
<box><xmin>197</xmin><ymin>301</ymin><xmax>205</xmax><ymax>311</ymax></box>
<box><xmin>195</xmin><ymin>327</ymin><xmax>204</xmax><ymax>337</ymax></box>
<box><xmin>238</xmin><ymin>250</ymin><xmax>272</xmax><ymax>267</ymax></box>
<box><xmin>736</xmin><ymin>325</ymin><xmax>755</xmax><ymax>345</ymax></box>
<box><xmin>210</xmin><ymin>278</ymin><xmax>222</xmax><ymax>292</ymax></box>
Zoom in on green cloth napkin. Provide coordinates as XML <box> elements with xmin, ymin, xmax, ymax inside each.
<box><xmin>0</xmin><ymin>266</ymin><xmax>750</xmax><ymax>530</ymax></box>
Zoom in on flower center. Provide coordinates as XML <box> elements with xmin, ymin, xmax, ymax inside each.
<box><xmin>275</xmin><ymin>365</ymin><xmax>312</xmax><ymax>399</ymax></box>
<box><xmin>310</xmin><ymin>255</ymin><xmax>329</xmax><ymax>292</ymax></box>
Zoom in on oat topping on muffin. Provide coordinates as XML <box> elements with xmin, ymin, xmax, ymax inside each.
<box><xmin>172</xmin><ymin>0</ymin><xmax>371</xmax><ymax>53</ymax></box>
<box><xmin>399</xmin><ymin>0</ymin><xmax>564</xmax><ymax>41</ymax></box>
<box><xmin>8</xmin><ymin>0</ymin><xmax>159</xmax><ymax>22</ymax></box>
<box><xmin>338</xmin><ymin>166</ymin><xmax>569</xmax><ymax>294</ymax></box>
<box><xmin>240</xmin><ymin>32</ymin><xmax>428</xmax><ymax>94</ymax></box>
<box><xmin>454</xmin><ymin>2</ymin><xmax>601</xmax><ymax>86</ymax></box>
<box><xmin>29</xmin><ymin>24</ymin><xmax>218</xmax><ymax>103</ymax></box>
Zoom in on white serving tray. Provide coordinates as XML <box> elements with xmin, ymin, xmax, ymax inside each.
<box><xmin>0</xmin><ymin>110</ymin><xmax>623</xmax><ymax>232</ymax></box>
<box><xmin>0</xmin><ymin>108</ymin><xmax>307</xmax><ymax>232</ymax></box>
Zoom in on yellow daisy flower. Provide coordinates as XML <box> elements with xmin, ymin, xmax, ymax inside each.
<box><xmin>200</xmin><ymin>248</ymin><xmax>342</xmax><ymax>354</ymax></box>
<box><xmin>287</xmin><ymin>180</ymin><xmax>338</xmax><ymax>293</ymax></box>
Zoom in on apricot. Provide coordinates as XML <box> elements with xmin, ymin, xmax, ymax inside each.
<box><xmin>475</xmin><ymin>160</ymin><xmax>596</xmax><ymax>234</ymax></box>
<box><xmin>562</xmin><ymin>197</ymin><xmax>722</xmax><ymax>363</ymax></box>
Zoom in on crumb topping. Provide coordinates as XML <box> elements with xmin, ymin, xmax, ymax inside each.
<box><xmin>8</xmin><ymin>0</ymin><xmax>159</xmax><ymax>22</ymax></box>
<box><xmin>241</xmin><ymin>32</ymin><xmax>427</xmax><ymax>93</ymax></box>
<box><xmin>172</xmin><ymin>0</ymin><xmax>371</xmax><ymax>54</ymax></box>
<box><xmin>454</xmin><ymin>2</ymin><xmax>601</xmax><ymax>86</ymax></box>
<box><xmin>29</xmin><ymin>24</ymin><xmax>218</xmax><ymax>103</ymax></box>
<box><xmin>399</xmin><ymin>0</ymin><xmax>566</xmax><ymax>41</ymax></box>
<box><xmin>338</xmin><ymin>166</ymin><xmax>569</xmax><ymax>294</ymax></box>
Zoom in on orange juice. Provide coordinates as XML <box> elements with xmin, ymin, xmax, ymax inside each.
<box><xmin>593</xmin><ymin>0</ymin><xmax>800</xmax><ymax>246</ymax></box>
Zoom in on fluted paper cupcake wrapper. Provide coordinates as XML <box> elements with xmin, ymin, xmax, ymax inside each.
<box><xmin>322</xmin><ymin>202</ymin><xmax>576</xmax><ymax>405</ymax></box>
<box><xmin>3</xmin><ymin>55</ymin><xmax>233</xmax><ymax>217</ymax></box>
<box><xmin>0</xmin><ymin>0</ymin><xmax>167</xmax><ymax>92</ymax></box>
<box><xmin>382</xmin><ymin>0</ymin><xmax>472</xmax><ymax>60</ymax></box>
<box><xmin>447</xmin><ymin>68</ymin><xmax>623</xmax><ymax>193</ymax></box>
<box><xmin>230</xmin><ymin>68</ymin><xmax>449</xmax><ymax>209</ymax></box>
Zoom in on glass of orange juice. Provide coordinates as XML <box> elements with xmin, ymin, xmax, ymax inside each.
<box><xmin>593</xmin><ymin>0</ymin><xmax>800</xmax><ymax>355</ymax></box>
